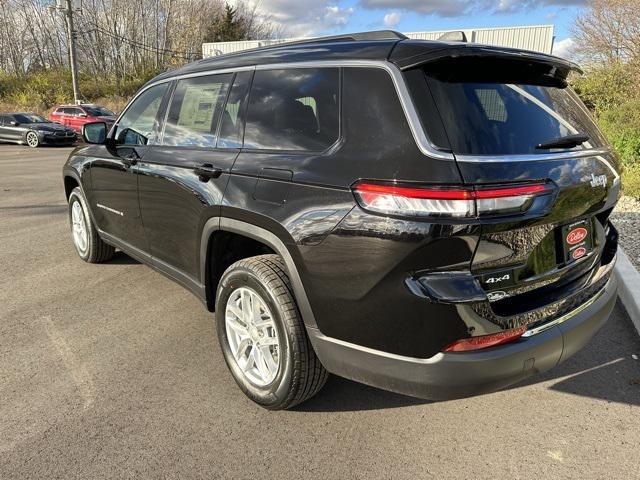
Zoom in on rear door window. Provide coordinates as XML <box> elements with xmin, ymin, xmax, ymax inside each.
<box><xmin>244</xmin><ymin>68</ymin><xmax>339</xmax><ymax>151</ymax></box>
<box><xmin>217</xmin><ymin>71</ymin><xmax>252</xmax><ymax>149</ymax></box>
<box><xmin>406</xmin><ymin>61</ymin><xmax>607</xmax><ymax>156</ymax></box>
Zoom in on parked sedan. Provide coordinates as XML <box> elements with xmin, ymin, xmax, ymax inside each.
<box><xmin>0</xmin><ymin>113</ymin><xmax>76</xmax><ymax>147</ymax></box>
<box><xmin>49</xmin><ymin>104</ymin><xmax>116</xmax><ymax>134</ymax></box>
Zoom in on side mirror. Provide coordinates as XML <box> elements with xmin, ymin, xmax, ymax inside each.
<box><xmin>82</xmin><ymin>121</ymin><xmax>107</xmax><ymax>144</ymax></box>
<box><xmin>9</xmin><ymin>120</ymin><xmax>19</xmax><ymax>126</ymax></box>
<box><xmin>79</xmin><ymin>113</ymin><xmax>87</xmax><ymax>117</ymax></box>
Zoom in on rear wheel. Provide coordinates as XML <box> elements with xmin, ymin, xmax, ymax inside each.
<box><xmin>68</xmin><ymin>187</ymin><xmax>114</xmax><ymax>263</ymax></box>
<box><xmin>25</xmin><ymin>131</ymin><xmax>39</xmax><ymax>148</ymax></box>
<box><xmin>216</xmin><ymin>254</ymin><xmax>328</xmax><ymax>410</ymax></box>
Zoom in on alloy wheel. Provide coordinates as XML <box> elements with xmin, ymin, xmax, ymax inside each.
<box><xmin>225</xmin><ymin>287</ymin><xmax>280</xmax><ymax>387</ymax></box>
<box><xmin>71</xmin><ymin>200</ymin><xmax>88</xmax><ymax>254</ymax></box>
<box><xmin>26</xmin><ymin>131</ymin><xmax>39</xmax><ymax>148</ymax></box>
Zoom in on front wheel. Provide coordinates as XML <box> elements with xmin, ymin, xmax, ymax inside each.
<box><xmin>216</xmin><ymin>254</ymin><xmax>328</xmax><ymax>410</ymax></box>
<box><xmin>68</xmin><ymin>187</ymin><xmax>115</xmax><ymax>263</ymax></box>
<box><xmin>25</xmin><ymin>131</ymin><xmax>39</xmax><ymax>148</ymax></box>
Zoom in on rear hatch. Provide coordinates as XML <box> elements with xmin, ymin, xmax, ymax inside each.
<box><xmin>400</xmin><ymin>50</ymin><xmax>620</xmax><ymax>308</ymax></box>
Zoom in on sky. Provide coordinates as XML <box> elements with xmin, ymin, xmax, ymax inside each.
<box><xmin>240</xmin><ymin>0</ymin><xmax>587</xmax><ymax>57</ymax></box>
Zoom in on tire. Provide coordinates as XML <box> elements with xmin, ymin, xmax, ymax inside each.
<box><xmin>68</xmin><ymin>187</ymin><xmax>115</xmax><ymax>263</ymax></box>
<box><xmin>216</xmin><ymin>254</ymin><xmax>328</xmax><ymax>410</ymax></box>
<box><xmin>25</xmin><ymin>131</ymin><xmax>40</xmax><ymax>148</ymax></box>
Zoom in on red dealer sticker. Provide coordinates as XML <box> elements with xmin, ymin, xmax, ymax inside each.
<box><xmin>572</xmin><ymin>246</ymin><xmax>587</xmax><ymax>260</ymax></box>
<box><xmin>566</xmin><ymin>227</ymin><xmax>588</xmax><ymax>245</ymax></box>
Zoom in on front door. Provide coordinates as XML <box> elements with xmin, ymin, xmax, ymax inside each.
<box><xmin>87</xmin><ymin>82</ymin><xmax>170</xmax><ymax>253</ymax></box>
<box><xmin>138</xmin><ymin>72</ymin><xmax>250</xmax><ymax>280</ymax></box>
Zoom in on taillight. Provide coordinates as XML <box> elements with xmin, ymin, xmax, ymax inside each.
<box><xmin>442</xmin><ymin>325</ymin><xmax>527</xmax><ymax>352</ymax></box>
<box><xmin>352</xmin><ymin>181</ymin><xmax>551</xmax><ymax>218</ymax></box>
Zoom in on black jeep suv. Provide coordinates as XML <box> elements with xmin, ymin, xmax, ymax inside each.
<box><xmin>63</xmin><ymin>31</ymin><xmax>620</xmax><ymax>409</ymax></box>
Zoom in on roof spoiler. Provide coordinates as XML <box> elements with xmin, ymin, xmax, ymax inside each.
<box><xmin>392</xmin><ymin>44</ymin><xmax>582</xmax><ymax>79</ymax></box>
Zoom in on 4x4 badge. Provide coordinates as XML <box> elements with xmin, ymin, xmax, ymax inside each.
<box><xmin>484</xmin><ymin>273</ymin><xmax>511</xmax><ymax>284</ymax></box>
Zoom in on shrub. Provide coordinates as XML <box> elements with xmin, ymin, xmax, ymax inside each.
<box><xmin>622</xmin><ymin>163</ymin><xmax>640</xmax><ymax>199</ymax></box>
<box><xmin>598</xmin><ymin>99</ymin><xmax>640</xmax><ymax>169</ymax></box>
<box><xmin>571</xmin><ymin>62</ymin><xmax>638</xmax><ymax>114</ymax></box>
<box><xmin>0</xmin><ymin>68</ymin><xmax>161</xmax><ymax>114</ymax></box>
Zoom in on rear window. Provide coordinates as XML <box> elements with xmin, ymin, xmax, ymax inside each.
<box><xmin>406</xmin><ymin>60</ymin><xmax>607</xmax><ymax>156</ymax></box>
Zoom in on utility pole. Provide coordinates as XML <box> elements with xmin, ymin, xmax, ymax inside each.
<box><xmin>62</xmin><ymin>0</ymin><xmax>81</xmax><ymax>104</ymax></box>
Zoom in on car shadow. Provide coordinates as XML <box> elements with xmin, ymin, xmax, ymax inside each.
<box><xmin>296</xmin><ymin>301</ymin><xmax>640</xmax><ymax>412</ymax></box>
<box><xmin>294</xmin><ymin>375</ymin><xmax>429</xmax><ymax>412</ymax></box>
<box><xmin>512</xmin><ymin>300</ymin><xmax>640</xmax><ymax>405</ymax></box>
<box><xmin>105</xmin><ymin>251</ymin><xmax>141</xmax><ymax>265</ymax></box>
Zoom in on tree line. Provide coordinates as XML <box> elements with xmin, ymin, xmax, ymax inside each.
<box><xmin>571</xmin><ymin>0</ymin><xmax>640</xmax><ymax>198</ymax></box>
<box><xmin>0</xmin><ymin>0</ymin><xmax>276</xmax><ymax>81</ymax></box>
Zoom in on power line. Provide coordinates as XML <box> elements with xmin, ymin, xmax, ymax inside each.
<box><xmin>80</xmin><ymin>23</ymin><xmax>198</xmax><ymax>60</ymax></box>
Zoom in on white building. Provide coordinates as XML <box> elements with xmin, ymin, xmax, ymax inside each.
<box><xmin>202</xmin><ymin>25</ymin><xmax>555</xmax><ymax>58</ymax></box>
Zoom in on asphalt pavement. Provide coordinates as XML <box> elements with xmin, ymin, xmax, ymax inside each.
<box><xmin>1</xmin><ymin>144</ymin><xmax>640</xmax><ymax>479</ymax></box>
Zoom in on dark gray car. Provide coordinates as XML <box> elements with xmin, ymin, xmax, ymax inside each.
<box><xmin>0</xmin><ymin>113</ymin><xmax>76</xmax><ymax>147</ymax></box>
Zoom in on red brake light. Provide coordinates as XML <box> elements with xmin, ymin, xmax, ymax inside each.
<box><xmin>442</xmin><ymin>325</ymin><xmax>528</xmax><ymax>352</ymax></box>
<box><xmin>352</xmin><ymin>181</ymin><xmax>551</xmax><ymax>218</ymax></box>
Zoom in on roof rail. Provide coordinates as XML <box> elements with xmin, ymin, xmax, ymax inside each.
<box><xmin>437</xmin><ymin>31</ymin><xmax>467</xmax><ymax>42</ymax></box>
<box><xmin>275</xmin><ymin>30</ymin><xmax>408</xmax><ymax>48</ymax></box>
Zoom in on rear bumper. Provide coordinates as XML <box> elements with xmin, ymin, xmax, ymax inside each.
<box><xmin>308</xmin><ymin>274</ymin><xmax>617</xmax><ymax>400</ymax></box>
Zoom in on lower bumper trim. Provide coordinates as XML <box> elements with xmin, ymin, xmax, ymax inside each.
<box><xmin>308</xmin><ymin>276</ymin><xmax>617</xmax><ymax>400</ymax></box>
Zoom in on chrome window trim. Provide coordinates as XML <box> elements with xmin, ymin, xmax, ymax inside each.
<box><xmin>456</xmin><ymin>147</ymin><xmax>612</xmax><ymax>163</ymax></box>
<box><xmin>113</xmin><ymin>59</ymin><xmax>612</xmax><ymax>164</ymax></box>
<box><xmin>112</xmin><ymin>60</ymin><xmax>455</xmax><ymax>160</ymax></box>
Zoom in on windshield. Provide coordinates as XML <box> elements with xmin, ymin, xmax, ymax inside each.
<box><xmin>406</xmin><ymin>63</ymin><xmax>607</xmax><ymax>156</ymax></box>
<box><xmin>14</xmin><ymin>113</ymin><xmax>48</xmax><ymax>124</ymax></box>
<box><xmin>84</xmin><ymin>106</ymin><xmax>115</xmax><ymax>116</ymax></box>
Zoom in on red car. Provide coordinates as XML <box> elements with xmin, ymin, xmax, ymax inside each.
<box><xmin>49</xmin><ymin>104</ymin><xmax>117</xmax><ymax>134</ymax></box>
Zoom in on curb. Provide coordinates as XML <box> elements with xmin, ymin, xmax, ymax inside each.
<box><xmin>615</xmin><ymin>247</ymin><xmax>640</xmax><ymax>336</ymax></box>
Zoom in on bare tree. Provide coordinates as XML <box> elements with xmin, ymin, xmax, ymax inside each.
<box><xmin>573</xmin><ymin>0</ymin><xmax>640</xmax><ymax>63</ymax></box>
<box><xmin>0</xmin><ymin>0</ymin><xmax>274</xmax><ymax>78</ymax></box>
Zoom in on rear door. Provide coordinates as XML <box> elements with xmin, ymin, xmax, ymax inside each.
<box><xmin>404</xmin><ymin>58</ymin><xmax>620</xmax><ymax>296</ymax></box>
<box><xmin>66</xmin><ymin>107</ymin><xmax>84</xmax><ymax>133</ymax></box>
<box><xmin>59</xmin><ymin>108</ymin><xmax>73</xmax><ymax>127</ymax></box>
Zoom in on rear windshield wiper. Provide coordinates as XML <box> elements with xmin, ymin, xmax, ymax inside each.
<box><xmin>536</xmin><ymin>133</ymin><xmax>590</xmax><ymax>150</ymax></box>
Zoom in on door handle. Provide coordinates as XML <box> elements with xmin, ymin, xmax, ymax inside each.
<box><xmin>194</xmin><ymin>164</ymin><xmax>223</xmax><ymax>182</ymax></box>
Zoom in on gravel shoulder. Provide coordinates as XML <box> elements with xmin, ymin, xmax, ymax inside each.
<box><xmin>612</xmin><ymin>196</ymin><xmax>640</xmax><ymax>270</ymax></box>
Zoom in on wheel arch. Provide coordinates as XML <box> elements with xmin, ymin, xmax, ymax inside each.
<box><xmin>200</xmin><ymin>217</ymin><xmax>318</xmax><ymax>329</ymax></box>
<box><xmin>63</xmin><ymin>174</ymin><xmax>80</xmax><ymax>200</ymax></box>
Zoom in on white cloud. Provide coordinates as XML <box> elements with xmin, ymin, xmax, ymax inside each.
<box><xmin>362</xmin><ymin>0</ymin><xmax>469</xmax><ymax>17</ymax></box>
<box><xmin>240</xmin><ymin>1</ymin><xmax>355</xmax><ymax>37</ymax></box>
<box><xmin>360</xmin><ymin>0</ymin><xmax>587</xmax><ymax>17</ymax></box>
<box><xmin>553</xmin><ymin>37</ymin><xmax>575</xmax><ymax>59</ymax></box>
<box><xmin>383</xmin><ymin>11</ymin><xmax>401</xmax><ymax>27</ymax></box>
